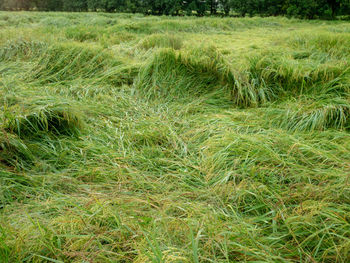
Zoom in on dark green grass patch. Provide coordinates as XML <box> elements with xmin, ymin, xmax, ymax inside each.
<box><xmin>7</xmin><ymin>107</ymin><xmax>82</xmax><ymax>138</ymax></box>
<box><xmin>0</xmin><ymin>131</ymin><xmax>33</xmax><ymax>168</ymax></box>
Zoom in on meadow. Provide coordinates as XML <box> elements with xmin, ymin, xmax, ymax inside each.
<box><xmin>0</xmin><ymin>12</ymin><xmax>350</xmax><ymax>262</ymax></box>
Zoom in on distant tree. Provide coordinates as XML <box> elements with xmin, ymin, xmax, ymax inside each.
<box><xmin>341</xmin><ymin>0</ymin><xmax>350</xmax><ymax>15</ymax></box>
<box><xmin>0</xmin><ymin>0</ymin><xmax>349</xmax><ymax>19</ymax></box>
<box><xmin>285</xmin><ymin>0</ymin><xmax>332</xmax><ymax>19</ymax></box>
<box><xmin>87</xmin><ymin>0</ymin><xmax>102</xmax><ymax>11</ymax></box>
<box><xmin>231</xmin><ymin>0</ymin><xmax>257</xmax><ymax>17</ymax></box>
<box><xmin>1</xmin><ymin>0</ymin><xmax>17</xmax><ymax>10</ymax></box>
<box><xmin>181</xmin><ymin>0</ymin><xmax>201</xmax><ymax>16</ymax></box>
<box><xmin>124</xmin><ymin>0</ymin><xmax>142</xmax><ymax>13</ymax></box>
<box><xmin>16</xmin><ymin>0</ymin><xmax>32</xmax><ymax>10</ymax></box>
<box><xmin>165</xmin><ymin>0</ymin><xmax>183</xmax><ymax>15</ymax></box>
<box><xmin>327</xmin><ymin>0</ymin><xmax>341</xmax><ymax>16</ymax></box>
<box><xmin>219</xmin><ymin>0</ymin><xmax>232</xmax><ymax>16</ymax></box>
<box><xmin>38</xmin><ymin>0</ymin><xmax>63</xmax><ymax>11</ymax></box>
<box><xmin>62</xmin><ymin>0</ymin><xmax>88</xmax><ymax>11</ymax></box>
<box><xmin>326</xmin><ymin>0</ymin><xmax>350</xmax><ymax>16</ymax></box>
<box><xmin>262</xmin><ymin>0</ymin><xmax>285</xmax><ymax>16</ymax></box>
<box><xmin>106</xmin><ymin>0</ymin><xmax>138</xmax><ymax>12</ymax></box>
<box><xmin>208</xmin><ymin>0</ymin><xmax>218</xmax><ymax>14</ymax></box>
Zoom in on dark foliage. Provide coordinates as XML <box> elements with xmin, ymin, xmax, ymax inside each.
<box><xmin>0</xmin><ymin>0</ymin><xmax>349</xmax><ymax>19</ymax></box>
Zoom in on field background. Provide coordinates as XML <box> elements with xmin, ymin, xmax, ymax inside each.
<box><xmin>0</xmin><ymin>12</ymin><xmax>350</xmax><ymax>262</ymax></box>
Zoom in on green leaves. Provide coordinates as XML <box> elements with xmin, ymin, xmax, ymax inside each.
<box><xmin>1</xmin><ymin>0</ymin><xmax>349</xmax><ymax>18</ymax></box>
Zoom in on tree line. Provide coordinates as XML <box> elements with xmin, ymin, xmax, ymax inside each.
<box><xmin>0</xmin><ymin>0</ymin><xmax>349</xmax><ymax>19</ymax></box>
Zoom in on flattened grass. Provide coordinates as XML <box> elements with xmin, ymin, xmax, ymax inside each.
<box><xmin>0</xmin><ymin>12</ymin><xmax>350</xmax><ymax>263</ymax></box>
<box><xmin>135</xmin><ymin>45</ymin><xmax>234</xmax><ymax>101</ymax></box>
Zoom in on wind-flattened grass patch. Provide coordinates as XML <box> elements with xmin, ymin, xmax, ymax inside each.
<box><xmin>135</xmin><ymin>45</ymin><xmax>234</xmax><ymax>101</ymax></box>
<box><xmin>199</xmin><ymin>125</ymin><xmax>349</xmax><ymax>189</ymax></box>
<box><xmin>137</xmin><ymin>34</ymin><xmax>183</xmax><ymax>50</ymax></box>
<box><xmin>100</xmin><ymin>31</ymin><xmax>136</xmax><ymax>46</ymax></box>
<box><xmin>0</xmin><ymin>39</ymin><xmax>47</xmax><ymax>61</ymax></box>
<box><xmin>116</xmin><ymin>17</ymin><xmax>284</xmax><ymax>34</ymax></box>
<box><xmin>28</xmin><ymin>43</ymin><xmax>121</xmax><ymax>83</ymax></box>
<box><xmin>248</xmin><ymin>54</ymin><xmax>348</xmax><ymax>93</ymax></box>
<box><xmin>234</xmin><ymin>53</ymin><xmax>350</xmax><ymax>107</ymax></box>
<box><xmin>200</xmin><ymin>129</ymin><xmax>287</xmax><ymax>184</ymax></box>
<box><xmin>2</xmin><ymin>13</ymin><xmax>350</xmax><ymax>263</ymax></box>
<box><xmin>40</xmin><ymin>16</ymin><xmax>76</xmax><ymax>27</ymax></box>
<box><xmin>65</xmin><ymin>26</ymin><xmax>100</xmax><ymax>42</ymax></box>
<box><xmin>0</xmin><ymin>13</ymin><xmax>36</xmax><ymax>27</ymax></box>
<box><xmin>0</xmin><ymin>169</ymin><xmax>41</xmax><ymax>208</ymax></box>
<box><xmin>6</xmin><ymin>103</ymin><xmax>83</xmax><ymax>138</ymax></box>
<box><xmin>0</xmin><ymin>98</ymin><xmax>85</xmax><ymax>172</ymax></box>
<box><xmin>290</xmin><ymin>32</ymin><xmax>350</xmax><ymax>59</ymax></box>
<box><xmin>126</xmin><ymin>118</ymin><xmax>174</xmax><ymax>148</ymax></box>
<box><xmin>27</xmin><ymin>43</ymin><xmax>139</xmax><ymax>86</ymax></box>
<box><xmin>0</xmin><ymin>131</ymin><xmax>34</xmax><ymax>168</ymax></box>
<box><xmin>268</xmin><ymin>97</ymin><xmax>350</xmax><ymax>132</ymax></box>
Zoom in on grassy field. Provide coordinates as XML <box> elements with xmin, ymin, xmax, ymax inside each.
<box><xmin>0</xmin><ymin>12</ymin><xmax>350</xmax><ymax>263</ymax></box>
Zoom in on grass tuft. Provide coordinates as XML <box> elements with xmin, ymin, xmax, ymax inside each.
<box><xmin>135</xmin><ymin>45</ymin><xmax>234</xmax><ymax>101</ymax></box>
<box><xmin>6</xmin><ymin>103</ymin><xmax>83</xmax><ymax>138</ymax></box>
<box><xmin>269</xmin><ymin>97</ymin><xmax>350</xmax><ymax>131</ymax></box>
